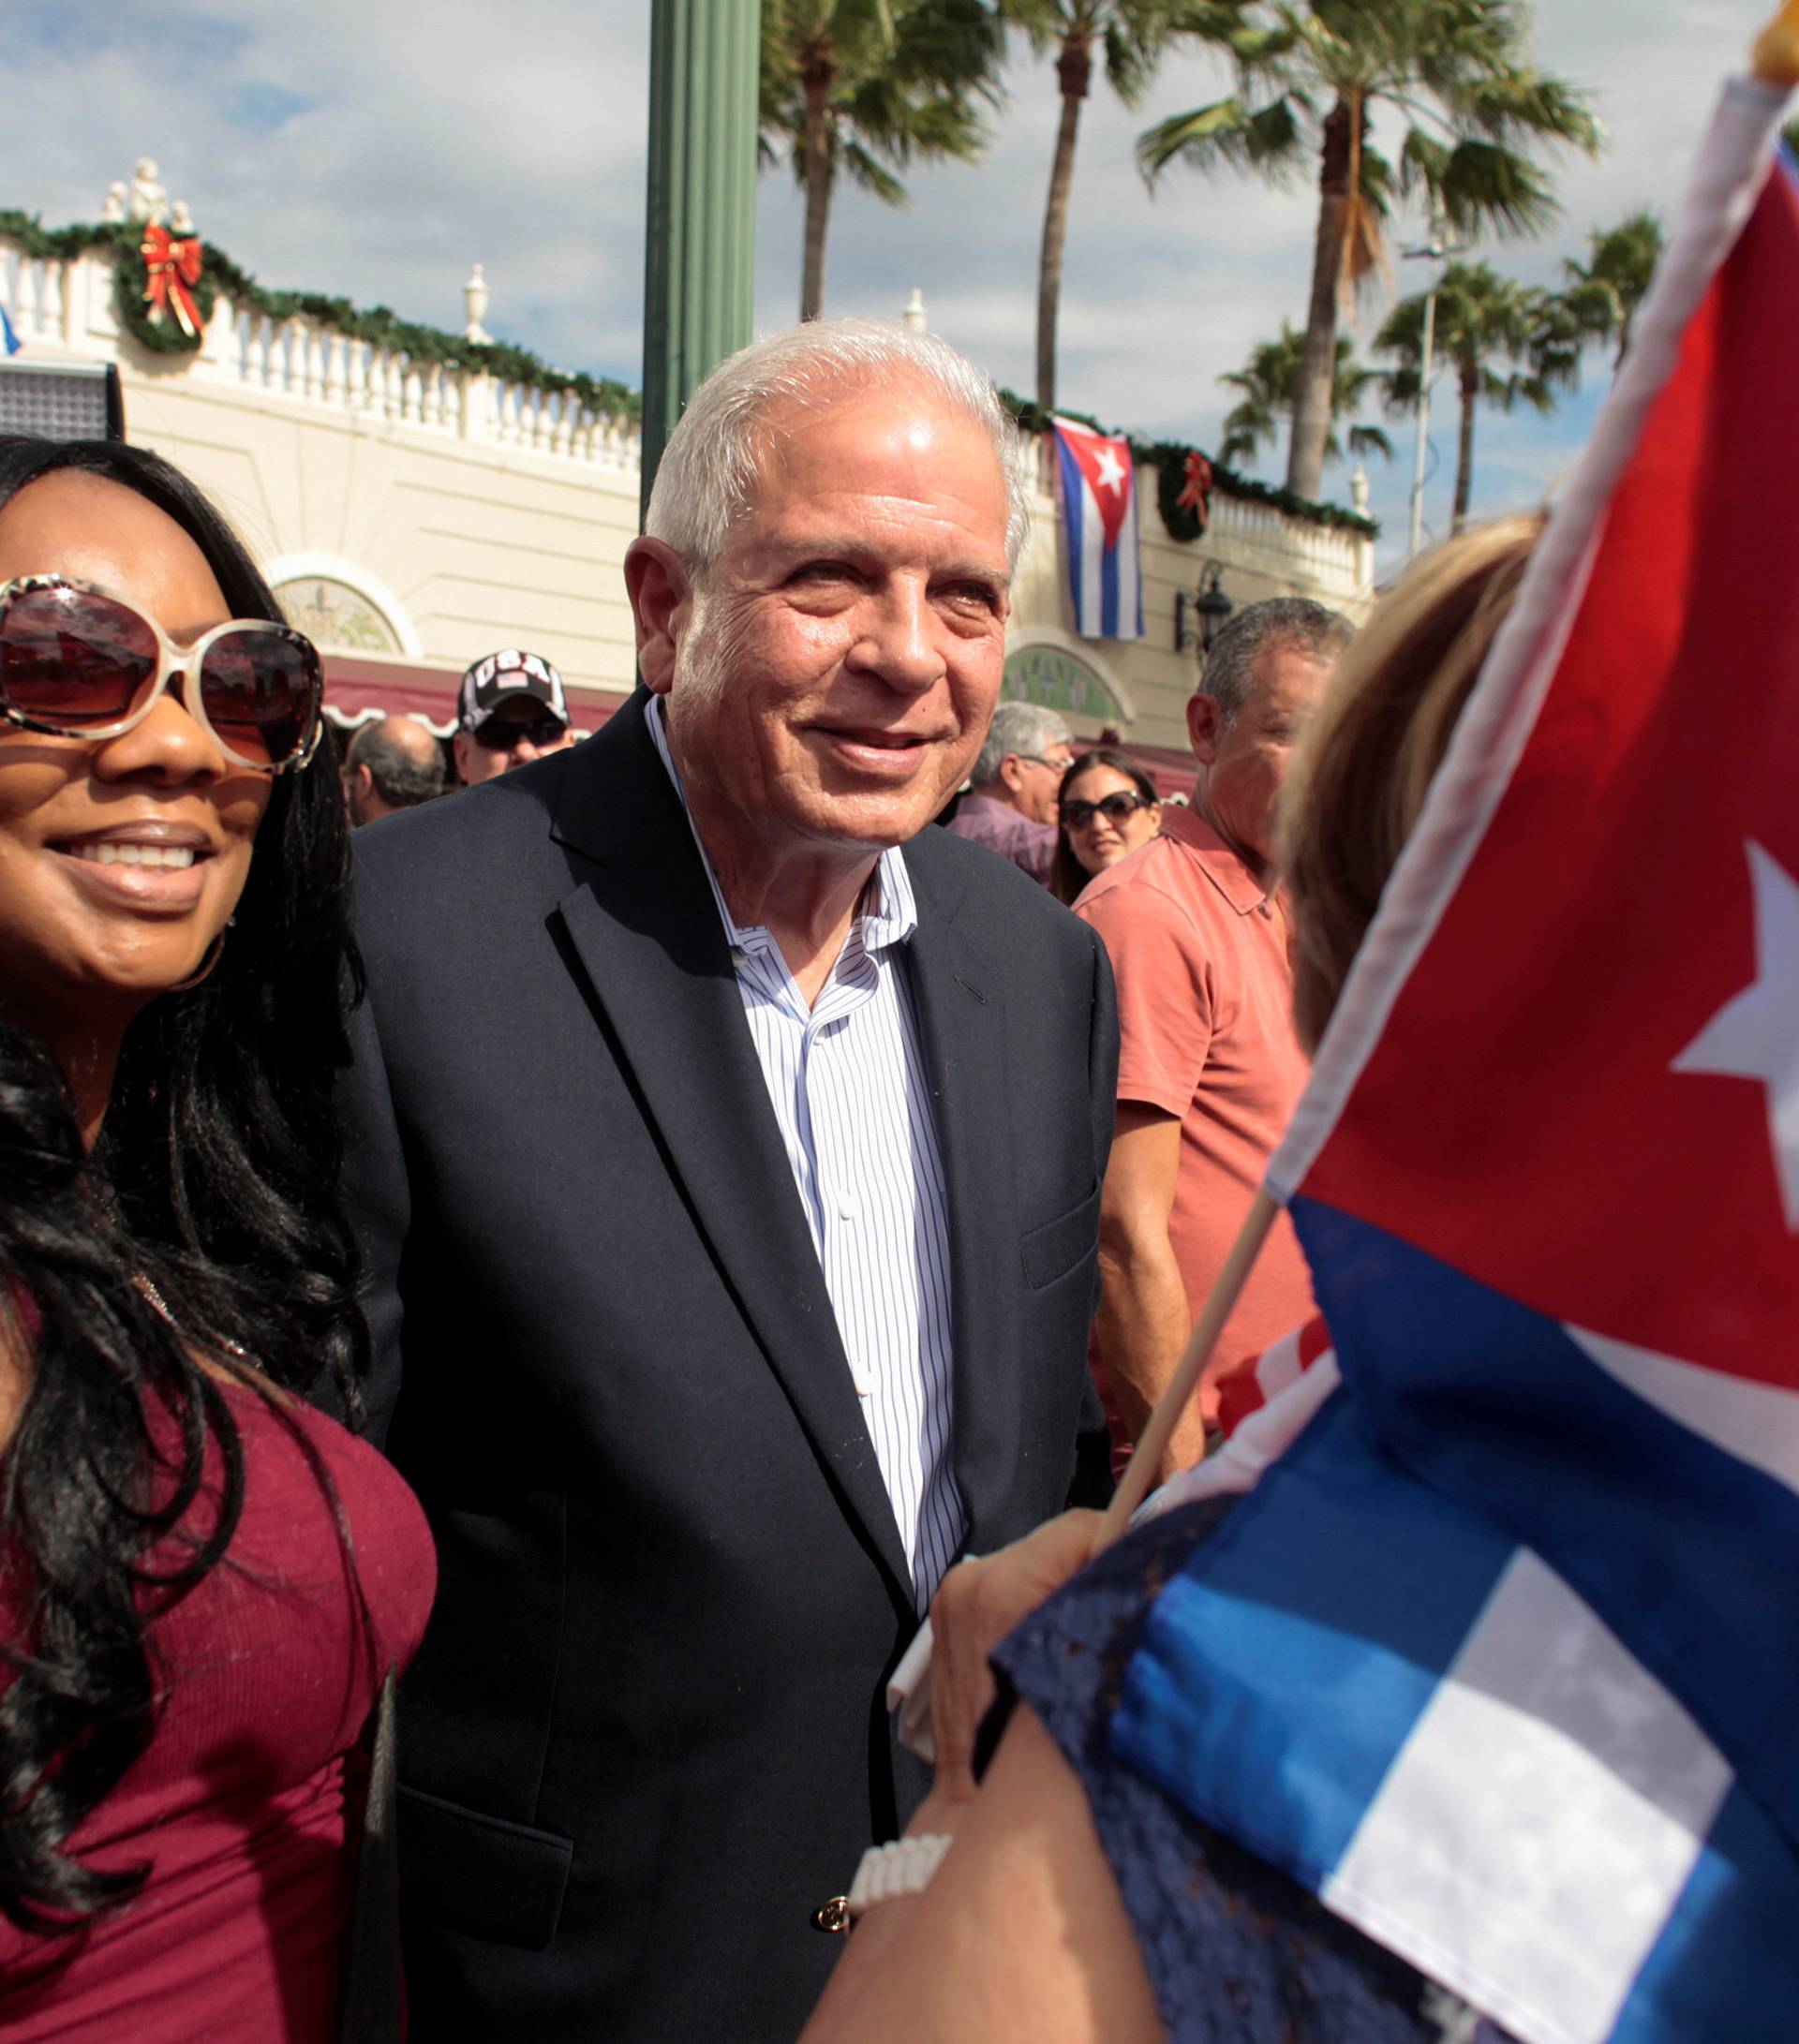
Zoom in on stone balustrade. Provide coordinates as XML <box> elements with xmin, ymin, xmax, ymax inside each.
<box><xmin>1202</xmin><ymin>487</ymin><xmax>1372</xmax><ymax>605</ymax></box>
<box><xmin>0</xmin><ymin>238</ymin><xmax>643</xmax><ymax>473</ymax></box>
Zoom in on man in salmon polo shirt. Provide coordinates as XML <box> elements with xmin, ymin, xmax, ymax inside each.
<box><xmin>1076</xmin><ymin>597</ymin><xmax>1351</xmax><ymax>1477</ymax></box>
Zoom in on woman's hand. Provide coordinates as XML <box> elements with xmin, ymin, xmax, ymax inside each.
<box><xmin>927</xmin><ymin>1510</ymin><xmax>1105</xmax><ymax>1808</ymax></box>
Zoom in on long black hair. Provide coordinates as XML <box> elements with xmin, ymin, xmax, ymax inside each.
<box><xmin>1048</xmin><ymin>747</ymin><xmax>1163</xmax><ymax>906</ymax></box>
<box><xmin>0</xmin><ymin>437</ymin><xmax>366</xmax><ymax>1930</ymax></box>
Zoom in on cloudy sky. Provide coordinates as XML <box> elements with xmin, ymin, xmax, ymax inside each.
<box><xmin>10</xmin><ymin>0</ymin><xmax>1766</xmax><ymax>565</ymax></box>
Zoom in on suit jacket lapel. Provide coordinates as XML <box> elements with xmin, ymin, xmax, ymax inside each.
<box><xmin>549</xmin><ymin>699</ymin><xmax>914</xmax><ymax>1597</ymax></box>
<box><xmin>901</xmin><ymin>842</ymin><xmax>1027</xmax><ymax>1541</ymax></box>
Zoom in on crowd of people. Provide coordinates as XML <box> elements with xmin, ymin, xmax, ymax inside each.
<box><xmin>0</xmin><ymin>179</ymin><xmax>1784</xmax><ymax>2041</ymax></box>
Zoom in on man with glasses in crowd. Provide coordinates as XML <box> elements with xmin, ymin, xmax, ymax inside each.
<box><xmin>453</xmin><ymin>646</ymin><xmax>580</xmax><ymax>783</ymax></box>
<box><xmin>943</xmin><ymin>698</ymin><xmax>1075</xmax><ymax>881</ymax></box>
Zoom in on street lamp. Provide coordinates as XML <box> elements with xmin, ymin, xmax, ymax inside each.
<box><xmin>1401</xmin><ymin>221</ymin><xmax>1464</xmax><ymax>560</ymax></box>
<box><xmin>1174</xmin><ymin>561</ymin><xmax>1234</xmax><ymax>656</ymax></box>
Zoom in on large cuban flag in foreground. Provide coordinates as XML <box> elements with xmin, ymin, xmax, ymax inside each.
<box><xmin>1114</xmin><ymin>75</ymin><xmax>1799</xmax><ymax>2044</ymax></box>
<box><xmin>1270</xmin><ymin>73</ymin><xmax>1799</xmax><ymax>1852</ymax></box>
<box><xmin>1051</xmin><ymin>415</ymin><xmax>1143</xmax><ymax>641</ymax></box>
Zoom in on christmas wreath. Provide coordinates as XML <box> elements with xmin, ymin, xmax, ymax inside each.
<box><xmin>112</xmin><ymin>223</ymin><xmax>217</xmax><ymax>355</ymax></box>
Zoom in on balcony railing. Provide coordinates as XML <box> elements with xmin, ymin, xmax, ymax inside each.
<box><xmin>0</xmin><ymin>237</ymin><xmax>643</xmax><ymax>473</ymax></box>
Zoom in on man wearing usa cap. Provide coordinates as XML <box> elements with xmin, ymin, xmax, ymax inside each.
<box><xmin>453</xmin><ymin>646</ymin><xmax>580</xmax><ymax>784</ymax></box>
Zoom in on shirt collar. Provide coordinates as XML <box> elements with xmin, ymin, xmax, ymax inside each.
<box><xmin>1157</xmin><ymin>802</ymin><xmax>1275</xmax><ymax>917</ymax></box>
<box><xmin>646</xmin><ymin>697</ymin><xmax>917</xmax><ymax>953</ymax></box>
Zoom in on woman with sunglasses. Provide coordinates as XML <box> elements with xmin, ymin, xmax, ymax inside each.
<box><xmin>0</xmin><ymin>438</ymin><xmax>433</xmax><ymax>2039</ymax></box>
<box><xmin>1048</xmin><ymin>749</ymin><xmax>1163</xmax><ymax>906</ymax></box>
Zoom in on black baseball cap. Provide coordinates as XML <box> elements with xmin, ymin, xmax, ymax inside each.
<box><xmin>457</xmin><ymin>648</ymin><xmax>570</xmax><ymax>733</ymax></box>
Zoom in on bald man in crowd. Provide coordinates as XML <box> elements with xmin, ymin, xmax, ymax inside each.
<box><xmin>342</xmin><ymin>713</ymin><xmax>447</xmax><ymax>827</ymax></box>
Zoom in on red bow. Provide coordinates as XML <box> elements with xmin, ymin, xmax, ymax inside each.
<box><xmin>141</xmin><ymin>223</ymin><xmax>204</xmax><ymax>338</ymax></box>
<box><xmin>1177</xmin><ymin>452</ymin><xmax>1213</xmax><ymax>528</ymax></box>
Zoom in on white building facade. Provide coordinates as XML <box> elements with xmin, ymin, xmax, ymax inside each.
<box><xmin>0</xmin><ymin>220</ymin><xmax>1374</xmax><ymax>756</ymax></box>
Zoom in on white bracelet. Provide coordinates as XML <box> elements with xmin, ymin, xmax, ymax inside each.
<box><xmin>846</xmin><ymin>1832</ymin><xmax>955</xmax><ymax>1919</ymax></box>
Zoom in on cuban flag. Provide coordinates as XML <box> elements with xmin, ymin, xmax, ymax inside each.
<box><xmin>1263</xmin><ymin>71</ymin><xmax>1799</xmax><ymax>1856</ymax></box>
<box><xmin>1051</xmin><ymin>416</ymin><xmax>1143</xmax><ymax>641</ymax></box>
<box><xmin>0</xmin><ymin>306</ymin><xmax>19</xmax><ymax>356</ymax></box>
<box><xmin>1109</xmin><ymin>75</ymin><xmax>1799</xmax><ymax>2044</ymax></box>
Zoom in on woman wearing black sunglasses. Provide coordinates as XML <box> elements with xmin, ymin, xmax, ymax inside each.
<box><xmin>1048</xmin><ymin>748</ymin><xmax>1164</xmax><ymax>906</ymax></box>
<box><xmin>0</xmin><ymin>437</ymin><xmax>433</xmax><ymax>2039</ymax></box>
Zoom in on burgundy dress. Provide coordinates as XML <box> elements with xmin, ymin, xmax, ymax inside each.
<box><xmin>0</xmin><ymin>1382</ymin><xmax>436</xmax><ymax>2039</ymax></box>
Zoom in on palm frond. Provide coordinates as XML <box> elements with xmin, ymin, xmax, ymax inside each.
<box><xmin>759</xmin><ymin>0</ymin><xmax>1004</xmax><ymax>208</ymax></box>
<box><xmin>840</xmin><ymin>138</ymin><xmax>911</xmax><ymax>201</ymax></box>
<box><xmin>1216</xmin><ymin>317</ymin><xmax>1392</xmax><ymax>468</ymax></box>
<box><xmin>1137</xmin><ymin>92</ymin><xmax>1307</xmax><ymax>185</ymax></box>
<box><xmin>1434</xmin><ymin>136</ymin><xmax>1561</xmax><ymax>239</ymax></box>
<box><xmin>1449</xmin><ymin>68</ymin><xmax>1602</xmax><ymax>156</ymax></box>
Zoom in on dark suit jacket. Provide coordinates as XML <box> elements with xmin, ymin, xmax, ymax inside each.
<box><xmin>339</xmin><ymin>693</ymin><xmax>1118</xmax><ymax>2041</ymax></box>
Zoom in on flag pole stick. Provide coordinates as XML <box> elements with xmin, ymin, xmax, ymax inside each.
<box><xmin>1098</xmin><ymin>1189</ymin><xmax>1283</xmax><ymax>1543</ymax></box>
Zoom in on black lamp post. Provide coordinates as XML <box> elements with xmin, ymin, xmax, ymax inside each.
<box><xmin>1174</xmin><ymin>561</ymin><xmax>1234</xmax><ymax>657</ymax></box>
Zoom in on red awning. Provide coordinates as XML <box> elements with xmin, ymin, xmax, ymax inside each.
<box><xmin>320</xmin><ymin>656</ymin><xmax>619</xmax><ymax>736</ymax></box>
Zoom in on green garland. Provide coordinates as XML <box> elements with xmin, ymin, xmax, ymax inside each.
<box><xmin>999</xmin><ymin>387</ymin><xmax>1378</xmax><ymax>541</ymax></box>
<box><xmin>2</xmin><ymin>206</ymin><xmax>1367</xmax><ymax>526</ymax></box>
<box><xmin>0</xmin><ymin>209</ymin><xmax>640</xmax><ymax>420</ymax></box>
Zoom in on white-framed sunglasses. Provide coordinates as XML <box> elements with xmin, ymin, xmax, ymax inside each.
<box><xmin>0</xmin><ymin>574</ymin><xmax>325</xmax><ymax>774</ymax></box>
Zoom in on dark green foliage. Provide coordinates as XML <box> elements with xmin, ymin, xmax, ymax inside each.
<box><xmin>0</xmin><ymin>211</ymin><xmax>638</xmax><ymax>420</ymax></box>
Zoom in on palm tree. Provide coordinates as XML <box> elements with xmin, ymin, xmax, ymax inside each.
<box><xmin>1374</xmin><ymin>259</ymin><xmax>1568</xmax><ymax>525</ymax></box>
<box><xmin>1558</xmin><ymin>211</ymin><xmax>1663</xmax><ymax>367</ymax></box>
<box><xmin>1003</xmin><ymin>0</ymin><xmax>1240</xmax><ymax>414</ymax></box>
<box><xmin>760</xmin><ymin>0</ymin><xmax>1004</xmax><ymax>322</ymax></box>
<box><xmin>1138</xmin><ymin>0</ymin><xmax>1601</xmax><ymax>503</ymax></box>
<box><xmin>1216</xmin><ymin>319</ymin><xmax>1393</xmax><ymax>469</ymax></box>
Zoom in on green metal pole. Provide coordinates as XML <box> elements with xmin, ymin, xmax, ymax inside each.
<box><xmin>639</xmin><ymin>0</ymin><xmax>760</xmax><ymax>526</ymax></box>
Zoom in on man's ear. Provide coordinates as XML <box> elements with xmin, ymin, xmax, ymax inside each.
<box><xmin>1187</xmin><ymin>690</ymin><xmax>1224</xmax><ymax>767</ymax></box>
<box><xmin>995</xmin><ymin>753</ymin><xmax>1026</xmax><ymax>800</ymax></box>
<box><xmin>452</xmin><ymin>731</ymin><xmax>475</xmax><ymax>782</ymax></box>
<box><xmin>624</xmin><ymin>537</ymin><xmax>693</xmax><ymax>695</ymax></box>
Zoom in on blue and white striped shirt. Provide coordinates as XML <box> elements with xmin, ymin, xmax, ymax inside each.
<box><xmin>647</xmin><ymin>701</ymin><xmax>965</xmax><ymax>1607</ymax></box>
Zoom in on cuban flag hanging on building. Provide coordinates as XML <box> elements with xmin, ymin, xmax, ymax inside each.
<box><xmin>1264</xmin><ymin>71</ymin><xmax>1799</xmax><ymax>1872</ymax></box>
<box><xmin>1051</xmin><ymin>416</ymin><xmax>1143</xmax><ymax>641</ymax></box>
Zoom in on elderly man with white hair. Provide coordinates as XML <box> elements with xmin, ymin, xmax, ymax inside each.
<box><xmin>944</xmin><ymin>698</ymin><xmax>1077</xmax><ymax>881</ymax></box>
<box><xmin>338</xmin><ymin>319</ymin><xmax>1119</xmax><ymax>2042</ymax></box>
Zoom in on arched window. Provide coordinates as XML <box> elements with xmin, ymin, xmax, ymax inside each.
<box><xmin>1002</xmin><ymin>634</ymin><xmax>1134</xmax><ymax>728</ymax></box>
<box><xmin>263</xmin><ymin>552</ymin><xmax>421</xmax><ymax>658</ymax></box>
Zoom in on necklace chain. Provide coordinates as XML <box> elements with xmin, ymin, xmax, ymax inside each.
<box><xmin>136</xmin><ymin>1274</ymin><xmax>248</xmax><ymax>1359</ymax></box>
